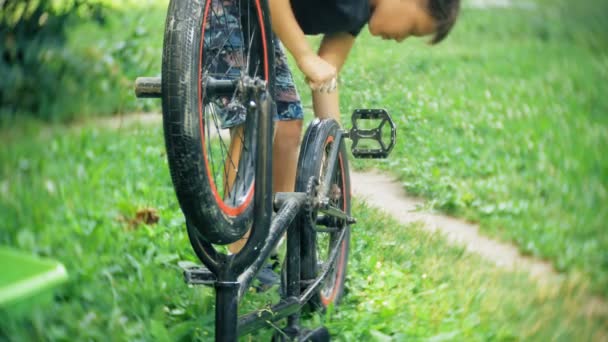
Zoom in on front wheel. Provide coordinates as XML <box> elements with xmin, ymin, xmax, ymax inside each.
<box><xmin>161</xmin><ymin>0</ymin><xmax>274</xmax><ymax>245</ymax></box>
<box><xmin>296</xmin><ymin>119</ymin><xmax>352</xmax><ymax>311</ymax></box>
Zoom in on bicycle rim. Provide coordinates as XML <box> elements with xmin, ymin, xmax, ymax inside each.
<box><xmin>317</xmin><ymin>136</ymin><xmax>350</xmax><ymax>306</ymax></box>
<box><xmin>198</xmin><ymin>0</ymin><xmax>269</xmax><ymax>216</ymax></box>
<box><xmin>297</xmin><ymin>119</ymin><xmax>351</xmax><ymax>310</ymax></box>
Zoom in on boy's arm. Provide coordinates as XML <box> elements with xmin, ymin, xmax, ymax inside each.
<box><xmin>269</xmin><ymin>0</ymin><xmax>336</xmax><ymax>87</ymax></box>
<box><xmin>268</xmin><ymin>0</ymin><xmax>356</xmax><ymax>120</ymax></box>
<box><xmin>313</xmin><ymin>33</ymin><xmax>356</xmax><ymax>122</ymax></box>
<box><xmin>317</xmin><ymin>33</ymin><xmax>355</xmax><ymax>71</ymax></box>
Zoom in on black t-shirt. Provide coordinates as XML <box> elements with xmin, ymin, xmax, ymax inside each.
<box><xmin>290</xmin><ymin>0</ymin><xmax>371</xmax><ymax>36</ymax></box>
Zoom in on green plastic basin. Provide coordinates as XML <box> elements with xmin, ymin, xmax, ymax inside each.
<box><xmin>0</xmin><ymin>246</ymin><xmax>68</xmax><ymax>309</ymax></box>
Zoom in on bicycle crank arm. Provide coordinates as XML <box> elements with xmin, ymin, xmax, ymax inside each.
<box><xmin>346</xmin><ymin>108</ymin><xmax>397</xmax><ymax>159</ymax></box>
<box><xmin>318</xmin><ymin>200</ymin><xmax>357</xmax><ymax>225</ymax></box>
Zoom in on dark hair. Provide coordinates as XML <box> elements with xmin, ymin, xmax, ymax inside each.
<box><xmin>427</xmin><ymin>0</ymin><xmax>461</xmax><ymax>44</ymax></box>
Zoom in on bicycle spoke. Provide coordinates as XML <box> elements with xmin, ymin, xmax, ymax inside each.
<box><xmin>218</xmin><ymin>3</ymin><xmax>240</xmax><ymax>77</ymax></box>
<box><xmin>206</xmin><ymin>4</ymin><xmax>239</xmax><ymax>79</ymax></box>
<box><xmin>206</xmin><ymin>105</ymin><xmax>219</xmax><ymax>189</ymax></box>
<box><xmin>241</xmin><ymin>0</ymin><xmax>250</xmax><ymax>77</ymax></box>
<box><xmin>210</xmin><ymin>109</ymin><xmax>236</xmax><ymax>190</ymax></box>
<box><xmin>233</xmin><ymin>128</ymin><xmax>248</xmax><ymax>202</ymax></box>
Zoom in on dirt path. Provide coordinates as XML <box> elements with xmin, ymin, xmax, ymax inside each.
<box><xmin>82</xmin><ymin>112</ymin><xmax>162</xmax><ymax>130</ymax></box>
<box><xmin>351</xmin><ymin>170</ymin><xmax>554</xmax><ymax>278</ymax></box>
<box><xmin>351</xmin><ymin>170</ymin><xmax>607</xmax><ymax>317</ymax></box>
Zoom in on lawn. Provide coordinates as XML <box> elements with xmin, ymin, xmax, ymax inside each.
<box><xmin>0</xmin><ymin>123</ymin><xmax>605</xmax><ymax>340</ymax></box>
<box><xmin>340</xmin><ymin>2</ymin><xmax>608</xmax><ymax>296</ymax></box>
<box><xmin>1</xmin><ymin>0</ymin><xmax>607</xmax><ymax>339</ymax></box>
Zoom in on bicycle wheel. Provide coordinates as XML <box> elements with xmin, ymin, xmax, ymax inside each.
<box><xmin>161</xmin><ymin>0</ymin><xmax>274</xmax><ymax>245</ymax></box>
<box><xmin>297</xmin><ymin>119</ymin><xmax>351</xmax><ymax>311</ymax></box>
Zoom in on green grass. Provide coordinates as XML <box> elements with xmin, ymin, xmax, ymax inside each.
<box><xmin>50</xmin><ymin>0</ymin><xmax>608</xmax><ymax>298</ymax></box>
<box><xmin>1</xmin><ymin>0</ymin><xmax>607</xmax><ymax>339</ymax></box>
<box><xmin>0</xmin><ymin>123</ymin><xmax>606</xmax><ymax>340</ymax></box>
<box><xmin>335</xmin><ymin>4</ymin><xmax>608</xmax><ymax>296</ymax></box>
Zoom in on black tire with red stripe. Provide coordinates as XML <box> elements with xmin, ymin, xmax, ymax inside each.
<box><xmin>296</xmin><ymin>119</ymin><xmax>351</xmax><ymax>310</ymax></box>
<box><xmin>161</xmin><ymin>0</ymin><xmax>274</xmax><ymax>245</ymax></box>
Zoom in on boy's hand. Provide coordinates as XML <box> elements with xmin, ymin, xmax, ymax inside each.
<box><xmin>296</xmin><ymin>53</ymin><xmax>337</xmax><ymax>93</ymax></box>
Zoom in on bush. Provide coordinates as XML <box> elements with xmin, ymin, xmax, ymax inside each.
<box><xmin>0</xmin><ymin>0</ymin><xmax>105</xmax><ymax>121</ymax></box>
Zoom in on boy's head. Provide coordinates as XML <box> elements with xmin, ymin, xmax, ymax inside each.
<box><xmin>368</xmin><ymin>0</ymin><xmax>460</xmax><ymax>44</ymax></box>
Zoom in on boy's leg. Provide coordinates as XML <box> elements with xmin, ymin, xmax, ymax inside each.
<box><xmin>273</xmin><ymin>120</ymin><xmax>303</xmax><ymax>193</ymax></box>
<box><xmin>312</xmin><ymin>87</ymin><xmax>341</xmax><ymax>122</ymax></box>
<box><xmin>271</xmin><ymin>37</ymin><xmax>304</xmax><ymax>195</ymax></box>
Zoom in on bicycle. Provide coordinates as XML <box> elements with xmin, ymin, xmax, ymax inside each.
<box><xmin>135</xmin><ymin>0</ymin><xmax>395</xmax><ymax>340</ymax></box>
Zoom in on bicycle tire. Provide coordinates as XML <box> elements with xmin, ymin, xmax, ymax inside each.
<box><xmin>161</xmin><ymin>0</ymin><xmax>274</xmax><ymax>245</ymax></box>
<box><xmin>296</xmin><ymin>119</ymin><xmax>351</xmax><ymax>311</ymax></box>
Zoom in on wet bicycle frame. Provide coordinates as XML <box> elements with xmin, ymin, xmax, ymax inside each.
<box><xmin>134</xmin><ymin>0</ymin><xmax>396</xmax><ymax>340</ymax></box>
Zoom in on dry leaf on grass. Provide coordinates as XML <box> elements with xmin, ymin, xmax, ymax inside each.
<box><xmin>118</xmin><ymin>208</ymin><xmax>160</xmax><ymax>228</ymax></box>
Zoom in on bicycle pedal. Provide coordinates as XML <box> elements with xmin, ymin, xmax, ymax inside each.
<box><xmin>347</xmin><ymin>108</ymin><xmax>396</xmax><ymax>159</ymax></box>
<box><xmin>181</xmin><ymin>263</ymin><xmax>217</xmax><ymax>286</ymax></box>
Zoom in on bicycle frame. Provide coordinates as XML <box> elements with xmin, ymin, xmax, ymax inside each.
<box><xmin>134</xmin><ymin>0</ymin><xmax>395</xmax><ymax>334</ymax></box>
<box><xmin>135</xmin><ymin>71</ymin><xmax>393</xmax><ymax>340</ymax></box>
<box><xmin>156</xmin><ymin>76</ymin><xmax>349</xmax><ymax>340</ymax></box>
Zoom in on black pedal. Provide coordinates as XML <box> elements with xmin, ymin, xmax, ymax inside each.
<box><xmin>180</xmin><ymin>262</ymin><xmax>217</xmax><ymax>286</ymax></box>
<box><xmin>347</xmin><ymin>109</ymin><xmax>396</xmax><ymax>159</ymax></box>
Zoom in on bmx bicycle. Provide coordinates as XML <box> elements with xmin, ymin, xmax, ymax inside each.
<box><xmin>135</xmin><ymin>0</ymin><xmax>395</xmax><ymax>340</ymax></box>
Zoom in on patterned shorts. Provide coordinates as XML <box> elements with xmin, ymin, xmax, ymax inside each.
<box><xmin>204</xmin><ymin>0</ymin><xmax>303</xmax><ymax>128</ymax></box>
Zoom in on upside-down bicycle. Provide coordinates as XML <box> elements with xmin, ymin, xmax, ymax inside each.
<box><xmin>135</xmin><ymin>0</ymin><xmax>395</xmax><ymax>340</ymax></box>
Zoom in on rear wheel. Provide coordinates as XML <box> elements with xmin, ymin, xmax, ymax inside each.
<box><xmin>161</xmin><ymin>0</ymin><xmax>274</xmax><ymax>245</ymax></box>
<box><xmin>296</xmin><ymin>119</ymin><xmax>351</xmax><ymax>311</ymax></box>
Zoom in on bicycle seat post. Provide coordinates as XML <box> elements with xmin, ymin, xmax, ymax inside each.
<box><xmin>215</xmin><ymin>276</ymin><xmax>240</xmax><ymax>341</ymax></box>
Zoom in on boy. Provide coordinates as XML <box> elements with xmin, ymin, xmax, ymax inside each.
<box><xmin>225</xmin><ymin>0</ymin><xmax>460</xmax><ymax>287</ymax></box>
